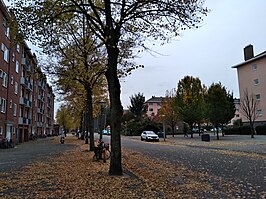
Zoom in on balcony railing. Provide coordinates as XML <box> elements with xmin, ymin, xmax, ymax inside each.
<box><xmin>19</xmin><ymin>97</ymin><xmax>32</xmax><ymax>108</ymax></box>
<box><xmin>37</xmin><ymin>108</ymin><xmax>44</xmax><ymax>114</ymax></box>
<box><xmin>38</xmin><ymin>95</ymin><xmax>45</xmax><ymax>102</ymax></box>
<box><xmin>38</xmin><ymin>81</ymin><xmax>46</xmax><ymax>89</ymax></box>
<box><xmin>20</xmin><ymin>77</ymin><xmax>33</xmax><ymax>91</ymax></box>
<box><xmin>18</xmin><ymin>117</ymin><xmax>31</xmax><ymax>125</ymax></box>
<box><xmin>37</xmin><ymin>122</ymin><xmax>43</xmax><ymax>127</ymax></box>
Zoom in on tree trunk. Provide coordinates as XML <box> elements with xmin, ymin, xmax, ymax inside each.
<box><xmin>250</xmin><ymin>122</ymin><xmax>255</xmax><ymax>138</ymax></box>
<box><xmin>171</xmin><ymin>121</ymin><xmax>175</xmax><ymax>137</ymax></box>
<box><xmin>189</xmin><ymin>123</ymin><xmax>193</xmax><ymax>138</ymax></box>
<box><xmin>216</xmin><ymin>125</ymin><xmax>219</xmax><ymax>140</ymax></box>
<box><xmin>106</xmin><ymin>47</ymin><xmax>123</xmax><ymax>176</ymax></box>
<box><xmin>85</xmin><ymin>86</ymin><xmax>95</xmax><ymax>151</ymax></box>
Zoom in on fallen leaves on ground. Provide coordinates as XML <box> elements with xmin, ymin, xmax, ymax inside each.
<box><xmin>0</xmin><ymin>137</ymin><xmax>264</xmax><ymax>198</ymax></box>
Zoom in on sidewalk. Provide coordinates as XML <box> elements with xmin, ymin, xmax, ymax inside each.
<box><xmin>1</xmin><ymin>136</ymin><xmax>265</xmax><ymax>198</ymax></box>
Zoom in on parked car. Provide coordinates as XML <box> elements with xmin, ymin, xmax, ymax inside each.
<box><xmin>102</xmin><ymin>129</ymin><xmax>111</xmax><ymax>135</ymax></box>
<box><xmin>141</xmin><ymin>131</ymin><xmax>159</xmax><ymax>142</ymax></box>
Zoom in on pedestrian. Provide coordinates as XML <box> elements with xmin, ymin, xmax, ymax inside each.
<box><xmin>183</xmin><ymin>124</ymin><xmax>188</xmax><ymax>137</ymax></box>
<box><xmin>60</xmin><ymin>130</ymin><xmax>65</xmax><ymax>144</ymax></box>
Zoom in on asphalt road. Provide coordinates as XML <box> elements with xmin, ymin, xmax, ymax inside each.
<box><xmin>121</xmin><ymin>136</ymin><xmax>266</xmax><ymax>198</ymax></box>
<box><xmin>0</xmin><ymin>137</ymin><xmax>77</xmax><ymax>173</ymax></box>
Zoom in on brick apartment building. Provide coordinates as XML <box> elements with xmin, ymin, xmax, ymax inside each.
<box><xmin>0</xmin><ymin>0</ymin><xmax>55</xmax><ymax>144</ymax></box>
<box><xmin>232</xmin><ymin>44</ymin><xmax>266</xmax><ymax>125</ymax></box>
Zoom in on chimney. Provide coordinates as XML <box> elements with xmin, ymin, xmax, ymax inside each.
<box><xmin>244</xmin><ymin>44</ymin><xmax>254</xmax><ymax>61</ymax></box>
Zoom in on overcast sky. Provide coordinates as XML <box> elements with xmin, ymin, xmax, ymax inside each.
<box><xmin>4</xmin><ymin>0</ymin><xmax>266</xmax><ymax>110</ymax></box>
<box><xmin>121</xmin><ymin>0</ymin><xmax>266</xmax><ymax>108</ymax></box>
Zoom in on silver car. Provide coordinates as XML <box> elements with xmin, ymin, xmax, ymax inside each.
<box><xmin>141</xmin><ymin>131</ymin><xmax>159</xmax><ymax>142</ymax></box>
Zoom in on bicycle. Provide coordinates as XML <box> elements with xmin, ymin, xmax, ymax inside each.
<box><xmin>93</xmin><ymin>141</ymin><xmax>111</xmax><ymax>162</ymax></box>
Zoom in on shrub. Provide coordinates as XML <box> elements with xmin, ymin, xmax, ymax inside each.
<box><xmin>255</xmin><ymin>125</ymin><xmax>266</xmax><ymax>135</ymax></box>
<box><xmin>121</xmin><ymin>118</ymin><xmax>161</xmax><ymax>136</ymax></box>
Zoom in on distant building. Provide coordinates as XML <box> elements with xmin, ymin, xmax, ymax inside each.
<box><xmin>232</xmin><ymin>44</ymin><xmax>266</xmax><ymax>125</ymax></box>
<box><xmin>228</xmin><ymin>98</ymin><xmax>241</xmax><ymax>126</ymax></box>
<box><xmin>145</xmin><ymin>96</ymin><xmax>164</xmax><ymax>118</ymax></box>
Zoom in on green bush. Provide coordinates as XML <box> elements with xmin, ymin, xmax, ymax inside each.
<box><xmin>121</xmin><ymin>118</ymin><xmax>161</xmax><ymax>136</ymax></box>
<box><xmin>255</xmin><ymin>125</ymin><xmax>266</xmax><ymax>135</ymax></box>
<box><xmin>224</xmin><ymin>126</ymin><xmax>251</xmax><ymax>135</ymax></box>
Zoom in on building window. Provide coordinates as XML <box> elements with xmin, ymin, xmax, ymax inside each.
<box><xmin>1</xmin><ymin>43</ymin><xmax>9</xmax><ymax>62</ymax></box>
<box><xmin>149</xmin><ymin>103</ymin><xmax>153</xmax><ymax>105</ymax></box>
<box><xmin>16</xmin><ymin>60</ymin><xmax>19</xmax><ymax>73</ymax></box>
<box><xmin>9</xmin><ymin>99</ymin><xmax>12</xmax><ymax>109</ymax></box>
<box><xmin>5</xmin><ymin>27</ymin><xmax>10</xmax><ymax>39</ymax></box>
<box><xmin>252</xmin><ymin>64</ymin><xmax>257</xmax><ymax>71</ymax></box>
<box><xmin>11</xmin><ymin>76</ymin><xmax>14</xmax><ymax>85</ymax></box>
<box><xmin>16</xmin><ymin>44</ymin><xmax>20</xmax><ymax>53</ymax></box>
<box><xmin>3</xmin><ymin>17</ymin><xmax>10</xmax><ymax>39</ymax></box>
<box><xmin>255</xmin><ymin>94</ymin><xmax>260</xmax><ymax>100</ymax></box>
<box><xmin>149</xmin><ymin>108</ymin><xmax>153</xmax><ymax>112</ymax></box>
<box><xmin>157</xmin><ymin>103</ymin><xmax>161</xmax><ymax>106</ymax></box>
<box><xmin>2</xmin><ymin>17</ymin><xmax>6</xmax><ymax>27</ymax></box>
<box><xmin>12</xmin><ymin>52</ymin><xmax>15</xmax><ymax>62</ymax></box>
<box><xmin>2</xmin><ymin>72</ymin><xmax>7</xmax><ymax>87</ymax></box>
<box><xmin>14</xmin><ymin>82</ymin><xmax>18</xmax><ymax>94</ymax></box>
<box><xmin>235</xmin><ymin>114</ymin><xmax>240</xmax><ymax>117</ymax></box>
<box><xmin>254</xmin><ymin>79</ymin><xmax>259</xmax><ymax>85</ymax></box>
<box><xmin>257</xmin><ymin>109</ymin><xmax>263</xmax><ymax>117</ymax></box>
<box><xmin>13</xmin><ymin>103</ymin><xmax>17</xmax><ymax>116</ymax></box>
<box><xmin>1</xmin><ymin>98</ymin><xmax>6</xmax><ymax>113</ymax></box>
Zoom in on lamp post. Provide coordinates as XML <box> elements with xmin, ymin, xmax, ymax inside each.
<box><xmin>161</xmin><ymin>114</ymin><xmax>166</xmax><ymax>141</ymax></box>
<box><xmin>97</xmin><ymin>101</ymin><xmax>107</xmax><ymax>140</ymax></box>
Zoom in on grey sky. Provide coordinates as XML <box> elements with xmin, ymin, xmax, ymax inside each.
<box><xmin>4</xmin><ymin>0</ymin><xmax>266</xmax><ymax>110</ymax></box>
<box><xmin>121</xmin><ymin>0</ymin><xmax>266</xmax><ymax>108</ymax></box>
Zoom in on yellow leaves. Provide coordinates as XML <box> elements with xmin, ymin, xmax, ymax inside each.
<box><xmin>0</xmin><ymin>136</ymin><xmax>262</xmax><ymax>198</ymax></box>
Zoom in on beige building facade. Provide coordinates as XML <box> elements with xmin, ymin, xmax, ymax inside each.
<box><xmin>232</xmin><ymin>45</ymin><xmax>266</xmax><ymax>124</ymax></box>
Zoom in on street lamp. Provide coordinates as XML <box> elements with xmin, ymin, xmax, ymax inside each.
<box><xmin>97</xmin><ymin>101</ymin><xmax>107</xmax><ymax>140</ymax></box>
<box><xmin>161</xmin><ymin>115</ymin><xmax>166</xmax><ymax>141</ymax></box>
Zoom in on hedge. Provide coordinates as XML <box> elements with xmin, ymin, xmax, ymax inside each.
<box><xmin>224</xmin><ymin>125</ymin><xmax>266</xmax><ymax>135</ymax></box>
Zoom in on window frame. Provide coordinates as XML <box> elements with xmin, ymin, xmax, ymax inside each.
<box><xmin>252</xmin><ymin>64</ymin><xmax>257</xmax><ymax>71</ymax></box>
<box><xmin>14</xmin><ymin>81</ymin><xmax>18</xmax><ymax>94</ymax></box>
<box><xmin>253</xmin><ymin>79</ymin><xmax>259</xmax><ymax>86</ymax></box>
<box><xmin>255</xmin><ymin>94</ymin><xmax>260</xmax><ymax>101</ymax></box>
<box><xmin>15</xmin><ymin>60</ymin><xmax>19</xmax><ymax>73</ymax></box>
<box><xmin>13</xmin><ymin>103</ymin><xmax>17</xmax><ymax>116</ymax></box>
<box><xmin>2</xmin><ymin>72</ymin><xmax>7</xmax><ymax>87</ymax></box>
<box><xmin>1</xmin><ymin>98</ymin><xmax>6</xmax><ymax>113</ymax></box>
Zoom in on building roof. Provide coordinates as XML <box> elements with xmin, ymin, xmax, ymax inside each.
<box><xmin>145</xmin><ymin>96</ymin><xmax>164</xmax><ymax>103</ymax></box>
<box><xmin>232</xmin><ymin>51</ymin><xmax>266</xmax><ymax>68</ymax></box>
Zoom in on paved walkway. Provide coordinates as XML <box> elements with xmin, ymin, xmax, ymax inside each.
<box><xmin>0</xmin><ymin>136</ymin><xmax>77</xmax><ymax>173</ymax></box>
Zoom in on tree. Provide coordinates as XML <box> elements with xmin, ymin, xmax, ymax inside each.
<box><xmin>220</xmin><ymin>91</ymin><xmax>236</xmax><ymax>136</ymax></box>
<box><xmin>240</xmin><ymin>89</ymin><xmax>259</xmax><ymax>138</ymax></box>
<box><xmin>207</xmin><ymin>83</ymin><xmax>235</xmax><ymax>140</ymax></box>
<box><xmin>11</xmin><ymin>0</ymin><xmax>208</xmax><ymax>175</ymax></box>
<box><xmin>128</xmin><ymin>93</ymin><xmax>147</xmax><ymax>119</ymax></box>
<box><xmin>175</xmin><ymin>76</ymin><xmax>206</xmax><ymax>138</ymax></box>
<box><xmin>159</xmin><ymin>89</ymin><xmax>180</xmax><ymax>137</ymax></box>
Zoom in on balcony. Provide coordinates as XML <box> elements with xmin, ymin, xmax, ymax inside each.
<box><xmin>20</xmin><ymin>77</ymin><xmax>33</xmax><ymax>91</ymax></box>
<box><xmin>19</xmin><ymin>97</ymin><xmax>32</xmax><ymax>108</ymax></box>
<box><xmin>38</xmin><ymin>81</ymin><xmax>46</xmax><ymax>89</ymax></box>
<box><xmin>37</xmin><ymin>122</ymin><xmax>43</xmax><ymax>127</ymax></box>
<box><xmin>18</xmin><ymin>117</ymin><xmax>31</xmax><ymax>125</ymax></box>
<box><xmin>38</xmin><ymin>95</ymin><xmax>45</xmax><ymax>102</ymax></box>
<box><xmin>22</xmin><ymin>57</ymin><xmax>33</xmax><ymax>72</ymax></box>
<box><xmin>37</xmin><ymin>108</ymin><xmax>44</xmax><ymax>114</ymax></box>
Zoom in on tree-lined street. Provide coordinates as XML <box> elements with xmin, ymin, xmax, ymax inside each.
<box><xmin>0</xmin><ymin>135</ymin><xmax>265</xmax><ymax>198</ymax></box>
